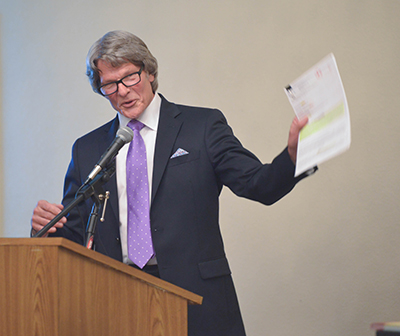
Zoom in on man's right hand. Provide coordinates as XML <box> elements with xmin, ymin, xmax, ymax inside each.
<box><xmin>31</xmin><ymin>200</ymin><xmax>67</xmax><ymax>236</ymax></box>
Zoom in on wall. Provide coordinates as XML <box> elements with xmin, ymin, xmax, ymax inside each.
<box><xmin>1</xmin><ymin>0</ymin><xmax>400</xmax><ymax>335</ymax></box>
<box><xmin>0</xmin><ymin>14</ymin><xmax>3</xmax><ymax>237</ymax></box>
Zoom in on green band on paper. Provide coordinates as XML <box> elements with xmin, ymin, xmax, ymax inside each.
<box><xmin>299</xmin><ymin>102</ymin><xmax>345</xmax><ymax>141</ymax></box>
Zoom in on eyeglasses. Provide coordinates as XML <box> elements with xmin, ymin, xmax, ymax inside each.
<box><xmin>98</xmin><ymin>65</ymin><xmax>144</xmax><ymax>96</ymax></box>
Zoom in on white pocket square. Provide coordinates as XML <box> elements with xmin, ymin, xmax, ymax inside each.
<box><xmin>171</xmin><ymin>148</ymin><xmax>189</xmax><ymax>159</ymax></box>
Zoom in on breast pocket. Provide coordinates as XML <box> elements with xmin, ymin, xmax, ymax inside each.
<box><xmin>168</xmin><ymin>150</ymin><xmax>200</xmax><ymax>167</ymax></box>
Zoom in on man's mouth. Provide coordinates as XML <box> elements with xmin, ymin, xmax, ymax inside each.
<box><xmin>121</xmin><ymin>99</ymin><xmax>136</xmax><ymax>108</ymax></box>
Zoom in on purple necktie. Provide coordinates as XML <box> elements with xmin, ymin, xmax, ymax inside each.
<box><xmin>126</xmin><ymin>120</ymin><xmax>154</xmax><ymax>268</ymax></box>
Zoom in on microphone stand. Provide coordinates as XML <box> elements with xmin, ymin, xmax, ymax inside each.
<box><xmin>84</xmin><ymin>190</ymin><xmax>110</xmax><ymax>250</ymax></box>
<box><xmin>33</xmin><ymin>166</ymin><xmax>115</xmax><ymax>247</ymax></box>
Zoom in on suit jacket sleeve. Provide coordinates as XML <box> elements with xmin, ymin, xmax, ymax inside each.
<box><xmin>204</xmin><ymin>108</ymin><xmax>309</xmax><ymax>205</ymax></box>
<box><xmin>48</xmin><ymin>138</ymin><xmax>89</xmax><ymax>243</ymax></box>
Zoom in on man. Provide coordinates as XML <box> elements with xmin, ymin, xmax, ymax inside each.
<box><xmin>31</xmin><ymin>30</ymin><xmax>314</xmax><ymax>336</ymax></box>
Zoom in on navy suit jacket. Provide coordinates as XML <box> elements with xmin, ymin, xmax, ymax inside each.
<box><xmin>51</xmin><ymin>94</ymin><xmax>310</xmax><ymax>336</ymax></box>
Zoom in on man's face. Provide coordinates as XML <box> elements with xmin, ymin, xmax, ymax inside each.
<box><xmin>97</xmin><ymin>60</ymin><xmax>155</xmax><ymax>120</ymax></box>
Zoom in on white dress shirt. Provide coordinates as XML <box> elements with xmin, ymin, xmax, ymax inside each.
<box><xmin>116</xmin><ymin>93</ymin><xmax>161</xmax><ymax>265</ymax></box>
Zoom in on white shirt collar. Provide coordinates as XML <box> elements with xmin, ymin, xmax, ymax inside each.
<box><xmin>117</xmin><ymin>92</ymin><xmax>161</xmax><ymax>131</ymax></box>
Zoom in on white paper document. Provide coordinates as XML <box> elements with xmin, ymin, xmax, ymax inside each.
<box><xmin>285</xmin><ymin>53</ymin><xmax>351</xmax><ymax>177</ymax></box>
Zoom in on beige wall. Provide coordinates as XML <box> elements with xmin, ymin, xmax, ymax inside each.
<box><xmin>1</xmin><ymin>0</ymin><xmax>400</xmax><ymax>335</ymax></box>
<box><xmin>0</xmin><ymin>14</ymin><xmax>3</xmax><ymax>237</ymax></box>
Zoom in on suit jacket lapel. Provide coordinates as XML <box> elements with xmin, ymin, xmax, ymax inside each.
<box><xmin>152</xmin><ymin>96</ymin><xmax>182</xmax><ymax>204</ymax></box>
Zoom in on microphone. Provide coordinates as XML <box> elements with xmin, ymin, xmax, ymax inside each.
<box><xmin>83</xmin><ymin>126</ymin><xmax>134</xmax><ymax>185</ymax></box>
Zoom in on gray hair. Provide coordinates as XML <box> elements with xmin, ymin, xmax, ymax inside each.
<box><xmin>86</xmin><ymin>31</ymin><xmax>158</xmax><ymax>94</ymax></box>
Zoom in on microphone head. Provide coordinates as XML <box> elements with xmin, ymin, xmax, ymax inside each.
<box><xmin>117</xmin><ymin>126</ymin><xmax>134</xmax><ymax>143</ymax></box>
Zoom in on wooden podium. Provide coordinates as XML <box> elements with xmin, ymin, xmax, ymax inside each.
<box><xmin>0</xmin><ymin>238</ymin><xmax>202</xmax><ymax>336</ymax></box>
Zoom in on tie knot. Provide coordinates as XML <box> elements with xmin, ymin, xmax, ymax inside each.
<box><xmin>127</xmin><ymin>119</ymin><xmax>145</xmax><ymax>132</ymax></box>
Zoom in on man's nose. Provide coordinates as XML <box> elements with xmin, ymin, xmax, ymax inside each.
<box><xmin>117</xmin><ymin>82</ymin><xmax>130</xmax><ymax>96</ymax></box>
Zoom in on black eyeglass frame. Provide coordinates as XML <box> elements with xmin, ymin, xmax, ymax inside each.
<box><xmin>97</xmin><ymin>65</ymin><xmax>144</xmax><ymax>96</ymax></box>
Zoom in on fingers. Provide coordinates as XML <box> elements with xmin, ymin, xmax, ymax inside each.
<box><xmin>298</xmin><ymin>116</ymin><xmax>309</xmax><ymax>130</ymax></box>
<box><xmin>31</xmin><ymin>200</ymin><xmax>66</xmax><ymax>234</ymax></box>
<box><xmin>288</xmin><ymin>116</ymin><xmax>309</xmax><ymax>164</ymax></box>
<box><xmin>290</xmin><ymin>116</ymin><xmax>308</xmax><ymax>135</ymax></box>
